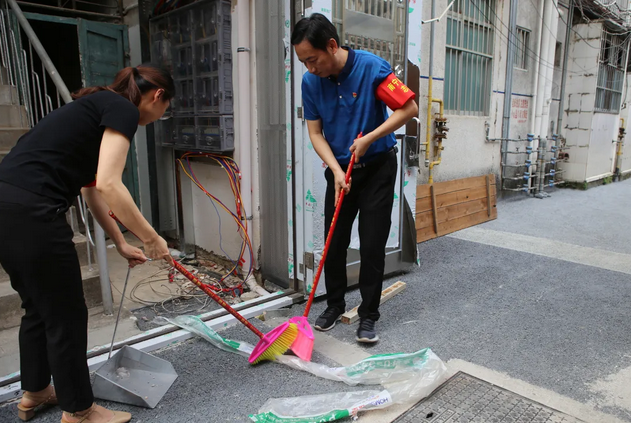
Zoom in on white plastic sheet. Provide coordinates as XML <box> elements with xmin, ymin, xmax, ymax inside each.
<box><xmin>161</xmin><ymin>316</ymin><xmax>448</xmax><ymax>422</ymax></box>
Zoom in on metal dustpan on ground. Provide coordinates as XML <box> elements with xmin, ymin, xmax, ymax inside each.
<box><xmin>92</xmin><ymin>345</ymin><xmax>178</xmax><ymax>409</ymax></box>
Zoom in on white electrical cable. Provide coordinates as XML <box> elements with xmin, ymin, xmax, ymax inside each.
<box><xmin>422</xmin><ymin>0</ymin><xmax>455</xmax><ymax>24</ymax></box>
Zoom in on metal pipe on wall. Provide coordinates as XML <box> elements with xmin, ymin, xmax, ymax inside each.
<box><xmin>424</xmin><ymin>0</ymin><xmax>436</xmax><ymax>170</ymax></box>
<box><xmin>425</xmin><ymin>0</ymin><xmax>447</xmax><ymax>184</ymax></box>
<box><xmin>615</xmin><ymin>119</ymin><xmax>626</xmax><ymax>180</ymax></box>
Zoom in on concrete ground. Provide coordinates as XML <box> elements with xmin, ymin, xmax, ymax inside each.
<box><xmin>1</xmin><ymin>180</ymin><xmax>631</xmax><ymax>422</ymax></box>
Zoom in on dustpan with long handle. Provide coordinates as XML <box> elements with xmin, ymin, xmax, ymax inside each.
<box><xmin>93</xmin><ymin>265</ymin><xmax>178</xmax><ymax>408</ymax></box>
<box><xmin>290</xmin><ymin>144</ymin><xmax>358</xmax><ymax>362</ymax></box>
<box><xmin>108</xmin><ymin>212</ymin><xmax>296</xmax><ymax>365</ymax></box>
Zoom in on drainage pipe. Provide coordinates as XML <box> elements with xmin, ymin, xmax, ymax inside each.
<box><xmin>529</xmin><ymin>0</ymin><xmax>545</xmax><ymax>135</ymax></box>
<box><xmin>534</xmin><ymin>0</ymin><xmax>555</xmax><ymax>137</ymax></box>
<box><xmin>528</xmin><ymin>0</ymin><xmax>546</xmax><ymax>194</ymax></box>
<box><xmin>556</xmin><ymin>0</ymin><xmax>573</xmax><ymax>136</ymax></box>
<box><xmin>235</xmin><ymin>0</ymin><xmax>254</xmax><ymax>270</ymax></box>
<box><xmin>502</xmin><ymin>0</ymin><xmax>518</xmax><ymax>140</ymax></box>
<box><xmin>539</xmin><ymin>0</ymin><xmax>559</xmax><ymax>139</ymax></box>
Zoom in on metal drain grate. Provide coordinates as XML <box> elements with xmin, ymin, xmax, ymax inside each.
<box><xmin>392</xmin><ymin>372</ymin><xmax>584</xmax><ymax>423</ymax></box>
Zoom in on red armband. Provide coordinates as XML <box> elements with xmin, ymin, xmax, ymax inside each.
<box><xmin>376</xmin><ymin>73</ymin><xmax>416</xmax><ymax>110</ymax></box>
<box><xmin>84</xmin><ymin>180</ymin><xmax>96</xmax><ymax>188</ymax></box>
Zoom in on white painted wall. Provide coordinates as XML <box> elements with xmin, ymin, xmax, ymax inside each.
<box><xmin>559</xmin><ymin>21</ymin><xmax>627</xmax><ymax>183</ymax></box>
<box><xmin>587</xmin><ymin>113</ymin><xmax>618</xmax><ymax>181</ymax></box>
<box><xmin>559</xmin><ymin>22</ymin><xmax>600</xmax><ymax>182</ymax></box>
<box><xmin>189</xmin><ymin>161</ymin><xmax>247</xmax><ymax>261</ymax></box>
<box><xmin>415</xmin><ymin>0</ymin><xmax>553</xmax><ymax>183</ymax></box>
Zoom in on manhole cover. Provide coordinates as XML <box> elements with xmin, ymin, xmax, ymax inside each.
<box><xmin>392</xmin><ymin>372</ymin><xmax>584</xmax><ymax>423</ymax></box>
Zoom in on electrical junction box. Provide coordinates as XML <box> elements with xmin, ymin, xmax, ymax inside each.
<box><xmin>150</xmin><ymin>0</ymin><xmax>234</xmax><ymax>152</ymax></box>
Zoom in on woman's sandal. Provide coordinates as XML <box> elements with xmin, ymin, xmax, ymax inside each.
<box><xmin>60</xmin><ymin>404</ymin><xmax>132</xmax><ymax>423</ymax></box>
<box><xmin>17</xmin><ymin>388</ymin><xmax>58</xmax><ymax>421</ymax></box>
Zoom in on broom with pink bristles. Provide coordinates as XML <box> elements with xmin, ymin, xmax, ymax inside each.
<box><xmin>108</xmin><ymin>211</ymin><xmax>297</xmax><ymax>365</ymax></box>
<box><xmin>289</xmin><ymin>144</ymin><xmax>358</xmax><ymax>361</ymax></box>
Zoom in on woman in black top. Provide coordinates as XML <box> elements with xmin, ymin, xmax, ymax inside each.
<box><xmin>0</xmin><ymin>64</ymin><xmax>175</xmax><ymax>423</ymax></box>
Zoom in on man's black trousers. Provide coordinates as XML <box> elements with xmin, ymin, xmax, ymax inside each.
<box><xmin>323</xmin><ymin>149</ymin><xmax>398</xmax><ymax>321</ymax></box>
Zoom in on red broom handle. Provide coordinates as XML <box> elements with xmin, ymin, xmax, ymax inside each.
<box><xmin>108</xmin><ymin>211</ymin><xmax>265</xmax><ymax>339</ymax></box>
<box><xmin>303</xmin><ymin>141</ymin><xmax>358</xmax><ymax>318</ymax></box>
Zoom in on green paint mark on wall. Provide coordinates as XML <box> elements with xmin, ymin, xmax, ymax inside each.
<box><xmin>305</xmin><ymin>190</ymin><xmax>317</xmax><ymax>212</ymax></box>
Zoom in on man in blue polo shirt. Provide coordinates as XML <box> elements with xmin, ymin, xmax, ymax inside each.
<box><xmin>292</xmin><ymin>13</ymin><xmax>418</xmax><ymax>343</ymax></box>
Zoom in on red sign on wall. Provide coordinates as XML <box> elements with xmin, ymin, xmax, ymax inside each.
<box><xmin>512</xmin><ymin>98</ymin><xmax>529</xmax><ymax>124</ymax></box>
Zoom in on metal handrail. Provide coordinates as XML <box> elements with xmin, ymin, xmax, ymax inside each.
<box><xmin>1</xmin><ymin>0</ymin><xmax>113</xmax><ymax>314</ymax></box>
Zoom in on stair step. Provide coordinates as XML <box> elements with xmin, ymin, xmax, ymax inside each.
<box><xmin>0</xmin><ymin>85</ymin><xmax>18</xmax><ymax>106</ymax></box>
<box><xmin>0</xmin><ymin>264</ymin><xmax>103</xmax><ymax>330</ymax></box>
<box><xmin>0</xmin><ymin>127</ymin><xmax>28</xmax><ymax>150</ymax></box>
<box><xmin>0</xmin><ymin>105</ymin><xmax>28</xmax><ymax>127</ymax></box>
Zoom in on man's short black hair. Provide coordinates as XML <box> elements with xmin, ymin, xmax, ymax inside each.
<box><xmin>291</xmin><ymin>13</ymin><xmax>340</xmax><ymax>50</ymax></box>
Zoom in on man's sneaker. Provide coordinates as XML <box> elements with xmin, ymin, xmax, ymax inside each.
<box><xmin>356</xmin><ymin>318</ymin><xmax>379</xmax><ymax>343</ymax></box>
<box><xmin>314</xmin><ymin>306</ymin><xmax>344</xmax><ymax>331</ymax></box>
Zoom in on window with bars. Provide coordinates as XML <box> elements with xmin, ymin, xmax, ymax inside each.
<box><xmin>595</xmin><ymin>32</ymin><xmax>627</xmax><ymax>113</ymax></box>
<box><xmin>445</xmin><ymin>0</ymin><xmax>495</xmax><ymax>115</ymax></box>
<box><xmin>331</xmin><ymin>0</ymin><xmax>407</xmax><ymax>73</ymax></box>
<box><xmin>514</xmin><ymin>27</ymin><xmax>529</xmax><ymax>70</ymax></box>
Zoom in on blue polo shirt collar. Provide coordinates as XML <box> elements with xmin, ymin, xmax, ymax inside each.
<box><xmin>328</xmin><ymin>47</ymin><xmax>355</xmax><ymax>84</ymax></box>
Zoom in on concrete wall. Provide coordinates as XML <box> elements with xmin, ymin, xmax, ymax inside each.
<box><xmin>189</xmin><ymin>161</ymin><xmax>247</xmax><ymax>261</ymax></box>
<box><xmin>415</xmin><ymin>0</ymin><xmax>553</xmax><ymax>184</ymax></box>
<box><xmin>559</xmin><ymin>22</ymin><xmax>601</xmax><ymax>182</ymax></box>
<box><xmin>559</xmin><ymin>21</ymin><xmax>628</xmax><ymax>183</ymax></box>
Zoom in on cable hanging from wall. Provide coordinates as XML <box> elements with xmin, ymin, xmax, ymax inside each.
<box><xmin>176</xmin><ymin>152</ymin><xmax>254</xmax><ymax>298</ymax></box>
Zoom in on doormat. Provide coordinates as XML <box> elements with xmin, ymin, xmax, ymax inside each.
<box><xmin>392</xmin><ymin>372</ymin><xmax>584</xmax><ymax>423</ymax></box>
